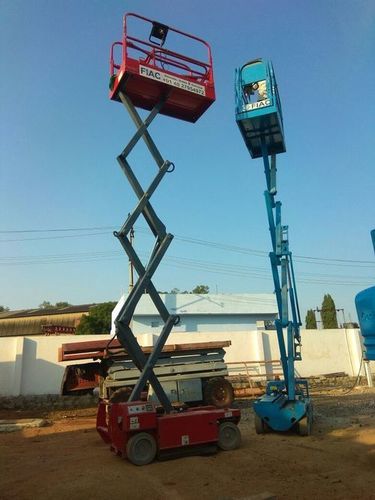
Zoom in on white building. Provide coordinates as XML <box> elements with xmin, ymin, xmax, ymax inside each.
<box><xmin>111</xmin><ymin>293</ymin><xmax>278</xmax><ymax>335</ymax></box>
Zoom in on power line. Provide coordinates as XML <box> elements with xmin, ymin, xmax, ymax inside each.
<box><xmin>0</xmin><ymin>249</ymin><xmax>373</xmax><ymax>287</ymax></box>
<box><xmin>0</xmin><ymin>226</ymin><xmax>114</xmax><ymax>233</ymax></box>
<box><xmin>0</xmin><ymin>231</ymin><xmax>110</xmax><ymax>242</ymax></box>
<box><xmin>0</xmin><ymin>224</ymin><xmax>374</xmax><ymax>267</ymax></box>
<box><xmin>173</xmin><ymin>233</ymin><xmax>375</xmax><ymax>266</ymax></box>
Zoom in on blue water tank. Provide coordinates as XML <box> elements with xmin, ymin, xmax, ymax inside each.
<box><xmin>355</xmin><ymin>286</ymin><xmax>375</xmax><ymax>360</ymax></box>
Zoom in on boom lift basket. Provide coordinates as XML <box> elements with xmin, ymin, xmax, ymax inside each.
<box><xmin>109</xmin><ymin>13</ymin><xmax>215</xmax><ymax>122</ymax></box>
<box><xmin>235</xmin><ymin>59</ymin><xmax>285</xmax><ymax>158</ymax></box>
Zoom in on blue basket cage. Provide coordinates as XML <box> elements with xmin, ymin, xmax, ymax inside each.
<box><xmin>235</xmin><ymin>59</ymin><xmax>286</xmax><ymax>159</ymax></box>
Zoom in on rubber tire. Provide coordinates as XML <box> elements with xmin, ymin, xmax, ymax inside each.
<box><xmin>297</xmin><ymin>414</ymin><xmax>312</xmax><ymax>436</ymax></box>
<box><xmin>218</xmin><ymin>422</ymin><xmax>241</xmax><ymax>451</ymax></box>
<box><xmin>254</xmin><ymin>414</ymin><xmax>265</xmax><ymax>434</ymax></box>
<box><xmin>109</xmin><ymin>387</ymin><xmax>132</xmax><ymax>403</ymax></box>
<box><xmin>297</xmin><ymin>417</ymin><xmax>308</xmax><ymax>436</ymax></box>
<box><xmin>203</xmin><ymin>378</ymin><xmax>234</xmax><ymax>408</ymax></box>
<box><xmin>126</xmin><ymin>432</ymin><xmax>157</xmax><ymax>466</ymax></box>
<box><xmin>298</xmin><ymin>403</ymin><xmax>313</xmax><ymax>436</ymax></box>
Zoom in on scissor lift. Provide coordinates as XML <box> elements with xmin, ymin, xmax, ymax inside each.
<box><xmin>97</xmin><ymin>13</ymin><xmax>241</xmax><ymax>465</ymax></box>
<box><xmin>235</xmin><ymin>59</ymin><xmax>312</xmax><ymax>435</ymax></box>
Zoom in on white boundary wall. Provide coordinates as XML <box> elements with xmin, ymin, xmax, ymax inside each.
<box><xmin>0</xmin><ymin>329</ymin><xmax>372</xmax><ymax>396</ymax></box>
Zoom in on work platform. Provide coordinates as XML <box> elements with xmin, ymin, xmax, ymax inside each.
<box><xmin>235</xmin><ymin>59</ymin><xmax>286</xmax><ymax>158</ymax></box>
<box><xmin>109</xmin><ymin>13</ymin><xmax>215</xmax><ymax>122</ymax></box>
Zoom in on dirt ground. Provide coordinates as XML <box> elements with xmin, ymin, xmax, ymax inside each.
<box><xmin>0</xmin><ymin>388</ymin><xmax>374</xmax><ymax>500</ymax></box>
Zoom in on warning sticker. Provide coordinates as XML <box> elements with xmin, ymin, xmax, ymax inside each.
<box><xmin>181</xmin><ymin>435</ymin><xmax>190</xmax><ymax>446</ymax></box>
<box><xmin>139</xmin><ymin>65</ymin><xmax>206</xmax><ymax>96</ymax></box>
<box><xmin>130</xmin><ymin>417</ymin><xmax>140</xmax><ymax>430</ymax></box>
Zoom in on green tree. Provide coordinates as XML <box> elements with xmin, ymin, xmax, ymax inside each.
<box><xmin>76</xmin><ymin>302</ymin><xmax>116</xmax><ymax>335</ymax></box>
<box><xmin>39</xmin><ymin>301</ymin><xmax>55</xmax><ymax>310</ymax></box>
<box><xmin>0</xmin><ymin>305</ymin><xmax>9</xmax><ymax>313</ymax></box>
<box><xmin>39</xmin><ymin>301</ymin><xmax>71</xmax><ymax>310</ymax></box>
<box><xmin>192</xmin><ymin>285</ymin><xmax>209</xmax><ymax>294</ymax></box>
<box><xmin>305</xmin><ymin>309</ymin><xmax>317</xmax><ymax>329</ymax></box>
<box><xmin>321</xmin><ymin>294</ymin><xmax>338</xmax><ymax>329</ymax></box>
<box><xmin>55</xmin><ymin>301</ymin><xmax>71</xmax><ymax>309</ymax></box>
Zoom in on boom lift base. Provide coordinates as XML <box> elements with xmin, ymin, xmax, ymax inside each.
<box><xmin>254</xmin><ymin>380</ymin><xmax>312</xmax><ymax>434</ymax></box>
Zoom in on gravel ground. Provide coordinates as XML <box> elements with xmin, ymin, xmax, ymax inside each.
<box><xmin>0</xmin><ymin>387</ymin><xmax>374</xmax><ymax>500</ymax></box>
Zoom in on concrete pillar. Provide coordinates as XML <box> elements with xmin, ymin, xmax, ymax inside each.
<box><xmin>12</xmin><ymin>337</ymin><xmax>24</xmax><ymax>396</ymax></box>
<box><xmin>345</xmin><ymin>329</ymin><xmax>366</xmax><ymax>377</ymax></box>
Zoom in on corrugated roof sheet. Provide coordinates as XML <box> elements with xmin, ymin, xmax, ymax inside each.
<box><xmin>0</xmin><ymin>304</ymin><xmax>97</xmax><ymax>320</ymax></box>
<box><xmin>0</xmin><ymin>312</ymin><xmax>85</xmax><ymax>337</ymax></box>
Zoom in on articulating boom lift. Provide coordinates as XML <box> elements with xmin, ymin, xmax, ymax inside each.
<box><xmin>96</xmin><ymin>13</ymin><xmax>241</xmax><ymax>465</ymax></box>
<box><xmin>235</xmin><ymin>59</ymin><xmax>312</xmax><ymax>435</ymax></box>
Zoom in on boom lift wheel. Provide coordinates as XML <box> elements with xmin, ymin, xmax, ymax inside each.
<box><xmin>218</xmin><ymin>422</ymin><xmax>241</xmax><ymax>451</ymax></box>
<box><xmin>203</xmin><ymin>377</ymin><xmax>234</xmax><ymax>408</ymax></box>
<box><xmin>254</xmin><ymin>414</ymin><xmax>268</xmax><ymax>434</ymax></box>
<box><xmin>126</xmin><ymin>432</ymin><xmax>157</xmax><ymax>465</ymax></box>
<box><xmin>297</xmin><ymin>404</ymin><xmax>313</xmax><ymax>436</ymax></box>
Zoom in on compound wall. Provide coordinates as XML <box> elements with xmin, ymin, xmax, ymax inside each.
<box><xmin>0</xmin><ymin>329</ymin><xmax>371</xmax><ymax>396</ymax></box>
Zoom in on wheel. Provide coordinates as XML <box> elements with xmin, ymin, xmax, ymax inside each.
<box><xmin>297</xmin><ymin>417</ymin><xmax>308</xmax><ymax>436</ymax></box>
<box><xmin>297</xmin><ymin>414</ymin><xmax>312</xmax><ymax>436</ymax></box>
<box><xmin>203</xmin><ymin>378</ymin><xmax>234</xmax><ymax>408</ymax></box>
<box><xmin>126</xmin><ymin>432</ymin><xmax>157</xmax><ymax>466</ymax></box>
<box><xmin>254</xmin><ymin>414</ymin><xmax>265</xmax><ymax>434</ymax></box>
<box><xmin>298</xmin><ymin>403</ymin><xmax>313</xmax><ymax>436</ymax></box>
<box><xmin>109</xmin><ymin>387</ymin><xmax>132</xmax><ymax>403</ymax></box>
<box><xmin>218</xmin><ymin>422</ymin><xmax>241</xmax><ymax>451</ymax></box>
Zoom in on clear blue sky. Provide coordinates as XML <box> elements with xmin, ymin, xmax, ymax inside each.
<box><xmin>1</xmin><ymin>0</ymin><xmax>374</xmax><ymax>325</ymax></box>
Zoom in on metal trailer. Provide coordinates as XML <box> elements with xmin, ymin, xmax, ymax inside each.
<box><xmin>96</xmin><ymin>13</ymin><xmax>241</xmax><ymax>465</ymax></box>
<box><xmin>235</xmin><ymin>59</ymin><xmax>312</xmax><ymax>435</ymax></box>
<box><xmin>59</xmin><ymin>339</ymin><xmax>235</xmax><ymax>408</ymax></box>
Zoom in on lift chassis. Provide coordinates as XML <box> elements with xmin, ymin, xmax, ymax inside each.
<box><xmin>236</xmin><ymin>59</ymin><xmax>312</xmax><ymax>435</ymax></box>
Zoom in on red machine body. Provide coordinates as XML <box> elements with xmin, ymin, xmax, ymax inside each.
<box><xmin>97</xmin><ymin>400</ymin><xmax>241</xmax><ymax>464</ymax></box>
<box><xmin>109</xmin><ymin>13</ymin><xmax>215</xmax><ymax>122</ymax></box>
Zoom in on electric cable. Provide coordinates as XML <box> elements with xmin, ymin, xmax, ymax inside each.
<box><xmin>342</xmin><ymin>355</ymin><xmax>364</xmax><ymax>395</ymax></box>
<box><xmin>0</xmin><ymin>225</ymin><xmax>374</xmax><ymax>267</ymax></box>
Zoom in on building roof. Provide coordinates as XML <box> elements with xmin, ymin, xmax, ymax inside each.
<box><xmin>114</xmin><ymin>293</ymin><xmax>277</xmax><ymax>316</ymax></box>
<box><xmin>0</xmin><ymin>304</ymin><xmax>97</xmax><ymax>320</ymax></box>
<box><xmin>0</xmin><ymin>304</ymin><xmax>102</xmax><ymax>337</ymax></box>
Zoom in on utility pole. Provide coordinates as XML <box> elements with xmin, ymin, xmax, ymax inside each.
<box><xmin>314</xmin><ymin>307</ymin><xmax>322</xmax><ymax>329</ymax></box>
<box><xmin>336</xmin><ymin>308</ymin><xmax>346</xmax><ymax>328</ymax></box>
